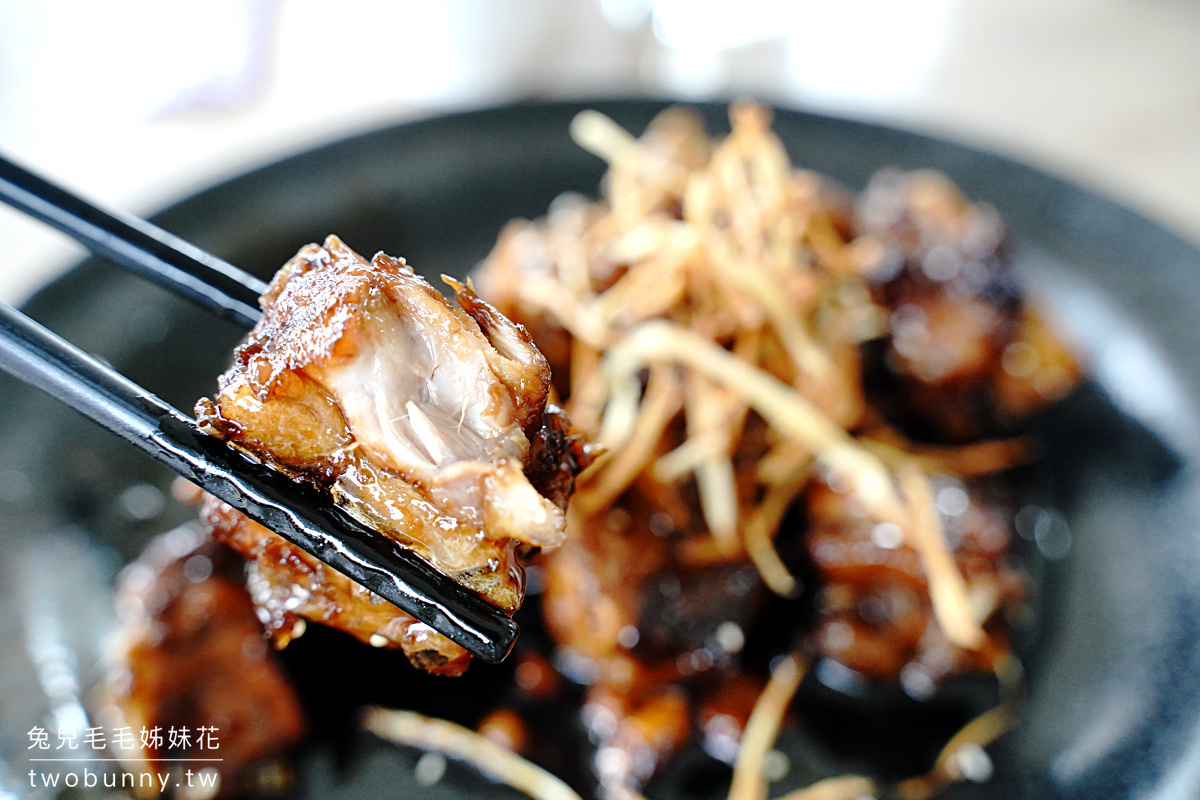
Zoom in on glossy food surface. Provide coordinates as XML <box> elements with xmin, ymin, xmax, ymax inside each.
<box><xmin>2</xmin><ymin>102</ymin><xmax>1199</xmax><ymax>799</ymax></box>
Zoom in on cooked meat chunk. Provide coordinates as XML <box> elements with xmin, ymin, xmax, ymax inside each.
<box><xmin>806</xmin><ymin>479</ymin><xmax>1025</xmax><ymax>686</ymax></box>
<box><xmin>856</xmin><ymin>168</ymin><xmax>1080</xmax><ymax>441</ymax></box>
<box><xmin>195</xmin><ymin>235</ymin><xmax>589</xmax><ymax>674</ymax></box>
<box><xmin>101</xmin><ymin>526</ymin><xmax>307</xmax><ymax>798</ymax></box>
<box><xmin>202</xmin><ymin>495</ymin><xmax>473</xmax><ymax>676</ymax></box>
<box><xmin>541</xmin><ymin>480</ymin><xmax>770</xmax><ymax>798</ymax></box>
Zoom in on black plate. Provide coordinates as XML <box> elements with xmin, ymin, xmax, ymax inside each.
<box><xmin>3</xmin><ymin>101</ymin><xmax>1200</xmax><ymax>799</ymax></box>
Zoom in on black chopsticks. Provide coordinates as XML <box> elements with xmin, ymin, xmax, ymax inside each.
<box><xmin>0</xmin><ymin>156</ymin><xmax>265</xmax><ymax>327</ymax></box>
<box><xmin>0</xmin><ymin>154</ymin><xmax>518</xmax><ymax>664</ymax></box>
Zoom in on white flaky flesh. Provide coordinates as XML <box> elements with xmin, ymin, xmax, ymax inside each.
<box><xmin>197</xmin><ymin>236</ymin><xmax>578</xmax><ymax>669</ymax></box>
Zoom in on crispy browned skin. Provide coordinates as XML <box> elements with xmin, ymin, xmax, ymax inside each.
<box><xmin>195</xmin><ymin>236</ymin><xmax>589</xmax><ymax>674</ymax></box>
<box><xmin>101</xmin><ymin>528</ymin><xmax>307</xmax><ymax>798</ymax></box>
<box><xmin>201</xmin><ymin>496</ymin><xmax>473</xmax><ymax>675</ymax></box>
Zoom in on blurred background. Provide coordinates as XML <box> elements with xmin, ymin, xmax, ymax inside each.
<box><xmin>0</xmin><ymin>0</ymin><xmax>1198</xmax><ymax>305</ymax></box>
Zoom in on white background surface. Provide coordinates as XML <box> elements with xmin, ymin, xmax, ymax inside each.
<box><xmin>1</xmin><ymin>0</ymin><xmax>1198</xmax><ymax>305</ymax></box>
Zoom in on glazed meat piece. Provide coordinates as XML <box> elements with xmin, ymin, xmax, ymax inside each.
<box><xmin>543</xmin><ymin>492</ymin><xmax>766</xmax><ymax>684</ymax></box>
<box><xmin>856</xmin><ymin>168</ymin><xmax>1080</xmax><ymax>441</ymax></box>
<box><xmin>541</xmin><ymin>481</ymin><xmax>770</xmax><ymax>798</ymax></box>
<box><xmin>195</xmin><ymin>235</ymin><xmax>589</xmax><ymax>675</ymax></box>
<box><xmin>201</xmin><ymin>495</ymin><xmax>473</xmax><ymax>675</ymax></box>
<box><xmin>805</xmin><ymin>478</ymin><xmax>1025</xmax><ymax>689</ymax></box>
<box><xmin>101</xmin><ymin>526</ymin><xmax>307</xmax><ymax>799</ymax></box>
